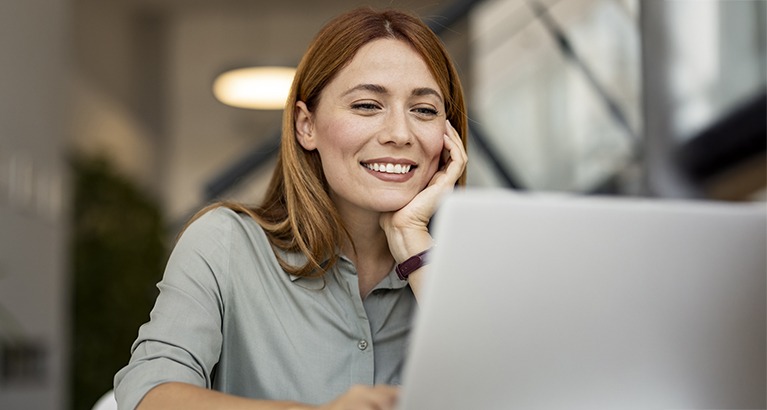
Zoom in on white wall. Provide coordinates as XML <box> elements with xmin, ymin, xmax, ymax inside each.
<box><xmin>0</xmin><ymin>0</ymin><xmax>71</xmax><ymax>409</ymax></box>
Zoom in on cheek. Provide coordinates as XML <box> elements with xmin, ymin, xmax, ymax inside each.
<box><xmin>419</xmin><ymin>124</ymin><xmax>445</xmax><ymax>169</ymax></box>
<box><xmin>314</xmin><ymin>120</ymin><xmax>364</xmax><ymax>157</ymax></box>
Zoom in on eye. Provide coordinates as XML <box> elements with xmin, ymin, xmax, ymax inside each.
<box><xmin>412</xmin><ymin>106</ymin><xmax>439</xmax><ymax>117</ymax></box>
<box><xmin>351</xmin><ymin>102</ymin><xmax>382</xmax><ymax>112</ymax></box>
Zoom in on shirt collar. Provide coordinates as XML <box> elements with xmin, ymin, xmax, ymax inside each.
<box><xmin>278</xmin><ymin>248</ymin><xmax>408</xmax><ymax>290</ymax></box>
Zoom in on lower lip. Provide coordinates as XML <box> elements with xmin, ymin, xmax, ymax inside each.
<box><xmin>362</xmin><ymin>165</ymin><xmax>416</xmax><ymax>182</ymax></box>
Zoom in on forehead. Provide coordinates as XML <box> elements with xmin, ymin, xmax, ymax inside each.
<box><xmin>325</xmin><ymin>38</ymin><xmax>441</xmax><ymax>96</ymax></box>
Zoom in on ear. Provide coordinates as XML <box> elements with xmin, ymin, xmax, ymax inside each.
<box><xmin>295</xmin><ymin>101</ymin><xmax>316</xmax><ymax>151</ymax></box>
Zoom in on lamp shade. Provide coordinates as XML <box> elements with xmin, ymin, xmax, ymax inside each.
<box><xmin>213</xmin><ymin>66</ymin><xmax>296</xmax><ymax>110</ymax></box>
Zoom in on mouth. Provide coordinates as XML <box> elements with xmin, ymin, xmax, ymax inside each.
<box><xmin>361</xmin><ymin>162</ymin><xmax>416</xmax><ymax>175</ymax></box>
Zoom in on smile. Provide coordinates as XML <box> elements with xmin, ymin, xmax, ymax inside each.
<box><xmin>361</xmin><ymin>162</ymin><xmax>413</xmax><ymax>174</ymax></box>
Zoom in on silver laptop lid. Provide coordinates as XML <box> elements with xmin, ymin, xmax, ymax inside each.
<box><xmin>399</xmin><ymin>189</ymin><xmax>766</xmax><ymax>410</ymax></box>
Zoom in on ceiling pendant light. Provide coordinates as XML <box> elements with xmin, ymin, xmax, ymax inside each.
<box><xmin>212</xmin><ymin>66</ymin><xmax>296</xmax><ymax>110</ymax></box>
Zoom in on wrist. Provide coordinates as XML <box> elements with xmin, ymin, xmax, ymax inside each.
<box><xmin>386</xmin><ymin>228</ymin><xmax>433</xmax><ymax>264</ymax></box>
<box><xmin>395</xmin><ymin>247</ymin><xmax>432</xmax><ymax>281</ymax></box>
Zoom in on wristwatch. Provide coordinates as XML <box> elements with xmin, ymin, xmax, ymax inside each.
<box><xmin>395</xmin><ymin>248</ymin><xmax>431</xmax><ymax>281</ymax></box>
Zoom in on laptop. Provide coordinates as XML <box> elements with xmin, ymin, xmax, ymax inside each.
<box><xmin>398</xmin><ymin>189</ymin><xmax>766</xmax><ymax>410</ymax></box>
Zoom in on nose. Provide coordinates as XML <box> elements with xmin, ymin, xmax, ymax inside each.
<box><xmin>379</xmin><ymin>109</ymin><xmax>412</xmax><ymax>146</ymax></box>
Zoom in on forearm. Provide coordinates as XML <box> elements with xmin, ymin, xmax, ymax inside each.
<box><xmin>404</xmin><ymin>266</ymin><xmax>427</xmax><ymax>301</ymax></box>
<box><xmin>137</xmin><ymin>382</ymin><xmax>312</xmax><ymax>410</ymax></box>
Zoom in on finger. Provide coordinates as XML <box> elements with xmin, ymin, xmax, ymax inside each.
<box><xmin>441</xmin><ymin>134</ymin><xmax>467</xmax><ymax>180</ymax></box>
<box><xmin>445</xmin><ymin>120</ymin><xmax>464</xmax><ymax>149</ymax></box>
<box><xmin>351</xmin><ymin>385</ymin><xmax>398</xmax><ymax>410</ymax></box>
<box><xmin>445</xmin><ymin>120</ymin><xmax>468</xmax><ymax>163</ymax></box>
<box><xmin>369</xmin><ymin>385</ymin><xmax>399</xmax><ymax>409</ymax></box>
<box><xmin>331</xmin><ymin>385</ymin><xmax>398</xmax><ymax>410</ymax></box>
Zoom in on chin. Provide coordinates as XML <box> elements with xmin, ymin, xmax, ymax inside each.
<box><xmin>371</xmin><ymin>194</ymin><xmax>417</xmax><ymax>213</ymax></box>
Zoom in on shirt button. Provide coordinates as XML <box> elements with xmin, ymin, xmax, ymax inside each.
<box><xmin>357</xmin><ymin>339</ymin><xmax>368</xmax><ymax>350</ymax></box>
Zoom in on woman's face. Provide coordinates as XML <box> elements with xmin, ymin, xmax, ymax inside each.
<box><xmin>296</xmin><ymin>38</ymin><xmax>445</xmax><ymax>217</ymax></box>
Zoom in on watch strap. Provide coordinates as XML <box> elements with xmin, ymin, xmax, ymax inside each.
<box><xmin>395</xmin><ymin>248</ymin><xmax>431</xmax><ymax>281</ymax></box>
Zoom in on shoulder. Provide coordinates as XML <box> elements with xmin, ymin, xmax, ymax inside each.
<box><xmin>180</xmin><ymin>205</ymin><xmax>274</xmax><ymax>260</ymax></box>
<box><xmin>165</xmin><ymin>206</ymin><xmax>279</xmax><ymax>289</ymax></box>
<box><xmin>183</xmin><ymin>206</ymin><xmax>268</xmax><ymax>245</ymax></box>
<box><xmin>189</xmin><ymin>205</ymin><xmax>248</xmax><ymax>229</ymax></box>
<box><xmin>178</xmin><ymin>206</ymin><xmax>295</xmax><ymax>296</ymax></box>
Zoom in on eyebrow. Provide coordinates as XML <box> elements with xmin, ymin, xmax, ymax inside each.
<box><xmin>342</xmin><ymin>83</ymin><xmax>388</xmax><ymax>97</ymax></box>
<box><xmin>342</xmin><ymin>83</ymin><xmax>443</xmax><ymax>103</ymax></box>
<box><xmin>412</xmin><ymin>87</ymin><xmax>443</xmax><ymax>103</ymax></box>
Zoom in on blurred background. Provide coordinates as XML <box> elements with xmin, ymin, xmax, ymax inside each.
<box><xmin>0</xmin><ymin>0</ymin><xmax>764</xmax><ymax>409</ymax></box>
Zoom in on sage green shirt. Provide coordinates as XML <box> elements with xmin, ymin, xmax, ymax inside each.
<box><xmin>114</xmin><ymin>207</ymin><xmax>416</xmax><ymax>410</ymax></box>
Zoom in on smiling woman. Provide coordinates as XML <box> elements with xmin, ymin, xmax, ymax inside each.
<box><xmin>114</xmin><ymin>7</ymin><xmax>467</xmax><ymax>410</ymax></box>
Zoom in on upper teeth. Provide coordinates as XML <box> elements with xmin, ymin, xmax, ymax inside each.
<box><xmin>364</xmin><ymin>163</ymin><xmax>412</xmax><ymax>174</ymax></box>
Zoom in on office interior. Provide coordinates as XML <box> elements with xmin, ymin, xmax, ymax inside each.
<box><xmin>0</xmin><ymin>0</ymin><xmax>765</xmax><ymax>409</ymax></box>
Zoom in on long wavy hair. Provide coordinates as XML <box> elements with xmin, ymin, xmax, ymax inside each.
<box><xmin>192</xmin><ymin>7</ymin><xmax>467</xmax><ymax>277</ymax></box>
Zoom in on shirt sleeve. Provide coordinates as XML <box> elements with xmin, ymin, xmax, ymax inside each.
<box><xmin>114</xmin><ymin>208</ymin><xmax>232</xmax><ymax>410</ymax></box>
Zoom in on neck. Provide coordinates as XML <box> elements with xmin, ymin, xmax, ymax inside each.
<box><xmin>336</xmin><ymin>204</ymin><xmax>394</xmax><ymax>297</ymax></box>
<box><xmin>340</xmin><ymin>209</ymin><xmax>391</xmax><ymax>267</ymax></box>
